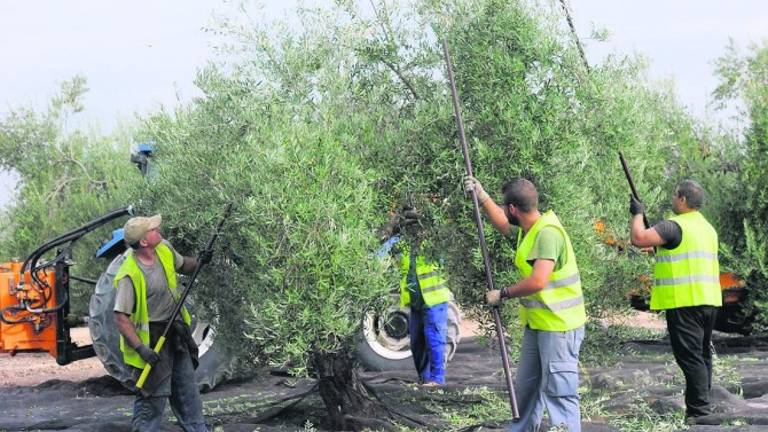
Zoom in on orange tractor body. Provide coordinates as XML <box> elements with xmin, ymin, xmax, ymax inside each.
<box><xmin>0</xmin><ymin>261</ymin><xmax>59</xmax><ymax>357</ymax></box>
<box><xmin>0</xmin><ymin>206</ymin><xmax>133</xmax><ymax>365</ymax></box>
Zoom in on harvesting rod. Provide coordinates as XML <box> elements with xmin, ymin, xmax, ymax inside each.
<box><xmin>136</xmin><ymin>202</ymin><xmax>233</xmax><ymax>394</ymax></box>
<box><xmin>619</xmin><ymin>152</ymin><xmax>650</xmax><ymax>230</ymax></box>
<box><xmin>442</xmin><ymin>40</ymin><xmax>519</xmax><ymax>420</ymax></box>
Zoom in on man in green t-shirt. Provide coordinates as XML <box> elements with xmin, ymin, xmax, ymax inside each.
<box><xmin>465</xmin><ymin>176</ymin><xmax>586</xmax><ymax>432</ymax></box>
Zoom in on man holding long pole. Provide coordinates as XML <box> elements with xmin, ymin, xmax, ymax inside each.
<box><xmin>465</xmin><ymin>176</ymin><xmax>586</xmax><ymax>432</ymax></box>
<box><xmin>114</xmin><ymin>214</ymin><xmax>212</xmax><ymax>432</ymax></box>
<box><xmin>628</xmin><ymin>180</ymin><xmax>720</xmax><ymax>422</ymax></box>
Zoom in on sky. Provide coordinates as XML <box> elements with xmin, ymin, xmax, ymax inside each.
<box><xmin>568</xmin><ymin>1</ymin><xmax>767</xmax><ymax>121</ymax></box>
<box><xmin>1</xmin><ymin>0</ymin><xmax>767</xmax><ymax>208</ymax></box>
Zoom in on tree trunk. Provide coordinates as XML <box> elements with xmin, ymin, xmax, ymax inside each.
<box><xmin>312</xmin><ymin>351</ymin><xmax>377</xmax><ymax>431</ymax></box>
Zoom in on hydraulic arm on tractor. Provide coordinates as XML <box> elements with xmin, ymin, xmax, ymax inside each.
<box><xmin>0</xmin><ymin>206</ymin><xmax>133</xmax><ymax>364</ymax></box>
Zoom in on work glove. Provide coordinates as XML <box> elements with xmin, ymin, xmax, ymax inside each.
<box><xmin>629</xmin><ymin>194</ymin><xmax>646</xmax><ymax>216</ymax></box>
<box><xmin>464</xmin><ymin>176</ymin><xmax>490</xmax><ymax>204</ymax></box>
<box><xmin>136</xmin><ymin>344</ymin><xmax>161</xmax><ymax>366</ymax></box>
<box><xmin>198</xmin><ymin>249</ymin><xmax>213</xmax><ymax>266</ymax></box>
<box><xmin>486</xmin><ymin>289</ymin><xmax>502</xmax><ymax>306</ymax></box>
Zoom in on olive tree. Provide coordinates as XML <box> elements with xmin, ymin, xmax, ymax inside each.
<box><xmin>133</xmin><ymin>34</ymin><xmax>400</xmax><ymax>432</ymax></box>
<box><xmin>132</xmin><ymin>2</ymin><xmax>719</xmax><ymax>427</ymax></box>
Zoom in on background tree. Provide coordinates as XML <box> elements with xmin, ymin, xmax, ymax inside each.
<box><xmin>710</xmin><ymin>40</ymin><xmax>768</xmax><ymax>329</ymax></box>
<box><xmin>0</xmin><ymin>77</ymin><xmax>138</xmax><ymax>312</ymax></box>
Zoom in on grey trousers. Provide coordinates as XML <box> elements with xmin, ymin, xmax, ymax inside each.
<box><xmin>508</xmin><ymin>325</ymin><xmax>585</xmax><ymax>432</ymax></box>
<box><xmin>132</xmin><ymin>347</ymin><xmax>208</xmax><ymax>432</ymax></box>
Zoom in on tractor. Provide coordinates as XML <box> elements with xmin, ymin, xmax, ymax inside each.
<box><xmin>0</xmin><ymin>143</ymin><xmax>232</xmax><ymax>392</ymax></box>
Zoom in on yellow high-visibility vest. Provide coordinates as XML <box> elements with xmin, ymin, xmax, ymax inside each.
<box><xmin>113</xmin><ymin>243</ymin><xmax>191</xmax><ymax>369</ymax></box>
<box><xmin>515</xmin><ymin>211</ymin><xmax>586</xmax><ymax>331</ymax></box>
<box><xmin>651</xmin><ymin>211</ymin><xmax>721</xmax><ymax>310</ymax></box>
<box><xmin>399</xmin><ymin>245</ymin><xmax>451</xmax><ymax>308</ymax></box>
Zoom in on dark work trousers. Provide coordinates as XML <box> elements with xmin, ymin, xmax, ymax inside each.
<box><xmin>666</xmin><ymin>305</ymin><xmax>718</xmax><ymax>418</ymax></box>
<box><xmin>132</xmin><ymin>323</ymin><xmax>207</xmax><ymax>432</ymax></box>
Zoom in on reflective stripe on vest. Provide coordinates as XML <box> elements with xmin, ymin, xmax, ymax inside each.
<box><xmin>515</xmin><ymin>211</ymin><xmax>586</xmax><ymax>331</ymax></box>
<box><xmin>399</xmin><ymin>244</ymin><xmax>451</xmax><ymax>308</ymax></box>
<box><xmin>113</xmin><ymin>242</ymin><xmax>192</xmax><ymax>369</ymax></box>
<box><xmin>651</xmin><ymin>211</ymin><xmax>721</xmax><ymax>310</ymax></box>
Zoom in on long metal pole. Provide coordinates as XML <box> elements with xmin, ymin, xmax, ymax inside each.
<box><xmin>442</xmin><ymin>40</ymin><xmax>519</xmax><ymax>420</ymax></box>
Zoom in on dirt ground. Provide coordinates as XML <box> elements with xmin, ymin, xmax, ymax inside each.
<box><xmin>0</xmin><ymin>322</ymin><xmax>484</xmax><ymax>388</ymax></box>
<box><xmin>0</xmin><ymin>327</ymin><xmax>106</xmax><ymax>387</ymax></box>
<box><xmin>598</xmin><ymin>310</ymin><xmax>666</xmax><ymax>331</ymax></box>
<box><xmin>14</xmin><ymin>312</ymin><xmax>768</xmax><ymax>432</ymax></box>
<box><xmin>5</xmin><ymin>330</ymin><xmax>768</xmax><ymax>431</ymax></box>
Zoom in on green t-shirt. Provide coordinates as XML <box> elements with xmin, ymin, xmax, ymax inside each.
<box><xmin>525</xmin><ymin>226</ymin><xmax>566</xmax><ymax>271</ymax></box>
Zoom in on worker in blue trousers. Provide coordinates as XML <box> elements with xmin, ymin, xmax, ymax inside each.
<box><xmin>378</xmin><ymin>206</ymin><xmax>452</xmax><ymax>386</ymax></box>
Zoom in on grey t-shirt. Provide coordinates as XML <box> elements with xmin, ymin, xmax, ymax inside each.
<box><xmin>114</xmin><ymin>240</ymin><xmax>184</xmax><ymax>322</ymax></box>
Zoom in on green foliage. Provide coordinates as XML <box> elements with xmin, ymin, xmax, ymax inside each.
<box><xmin>0</xmin><ymin>0</ymin><xmax>714</xmax><ymax>377</ymax></box>
<box><xmin>162</xmin><ymin>0</ymin><xmax>716</xmax><ymax>379</ymax></box>
<box><xmin>337</xmin><ymin>0</ymin><xmax>711</xmax><ymax>321</ymax></box>
<box><xmin>600</xmin><ymin>396</ymin><xmax>685</xmax><ymax>432</ymax></box>
<box><xmin>134</xmin><ymin>58</ymin><xmax>393</xmax><ymax>376</ymax></box>
<box><xmin>0</xmin><ymin>77</ymin><xmax>139</xmax><ymax>312</ymax></box>
<box><xmin>711</xmin><ymin>40</ymin><xmax>768</xmax><ymax>329</ymax></box>
<box><xmin>431</xmin><ymin>386</ymin><xmax>509</xmax><ymax>427</ymax></box>
<box><xmin>3</xmin><ymin>3</ymin><xmax>758</xmax><ymax>410</ymax></box>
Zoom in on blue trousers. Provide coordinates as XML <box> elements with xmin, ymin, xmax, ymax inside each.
<box><xmin>132</xmin><ymin>347</ymin><xmax>208</xmax><ymax>432</ymax></box>
<box><xmin>508</xmin><ymin>325</ymin><xmax>585</xmax><ymax>432</ymax></box>
<box><xmin>409</xmin><ymin>302</ymin><xmax>448</xmax><ymax>384</ymax></box>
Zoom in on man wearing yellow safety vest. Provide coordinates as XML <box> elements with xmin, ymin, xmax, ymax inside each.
<box><xmin>113</xmin><ymin>215</ymin><xmax>212</xmax><ymax>432</ymax></box>
<box><xmin>465</xmin><ymin>176</ymin><xmax>586</xmax><ymax>432</ymax></box>
<box><xmin>629</xmin><ymin>180</ymin><xmax>721</xmax><ymax>421</ymax></box>
<box><xmin>379</xmin><ymin>207</ymin><xmax>453</xmax><ymax>386</ymax></box>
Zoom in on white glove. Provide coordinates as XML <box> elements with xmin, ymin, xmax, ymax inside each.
<box><xmin>486</xmin><ymin>289</ymin><xmax>502</xmax><ymax>306</ymax></box>
<box><xmin>464</xmin><ymin>175</ymin><xmax>490</xmax><ymax>204</ymax></box>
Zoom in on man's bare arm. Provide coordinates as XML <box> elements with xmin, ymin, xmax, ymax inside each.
<box><xmin>505</xmin><ymin>258</ymin><xmax>555</xmax><ymax>297</ymax></box>
<box><xmin>481</xmin><ymin>197</ymin><xmax>513</xmax><ymax>237</ymax></box>
<box><xmin>629</xmin><ymin>215</ymin><xmax>665</xmax><ymax>248</ymax></box>
<box><xmin>114</xmin><ymin>312</ymin><xmax>142</xmax><ymax>349</ymax></box>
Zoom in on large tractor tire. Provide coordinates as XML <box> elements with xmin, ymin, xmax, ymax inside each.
<box><xmin>356</xmin><ymin>294</ymin><xmax>461</xmax><ymax>372</ymax></box>
<box><xmin>88</xmin><ymin>252</ymin><xmax>235</xmax><ymax>392</ymax></box>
